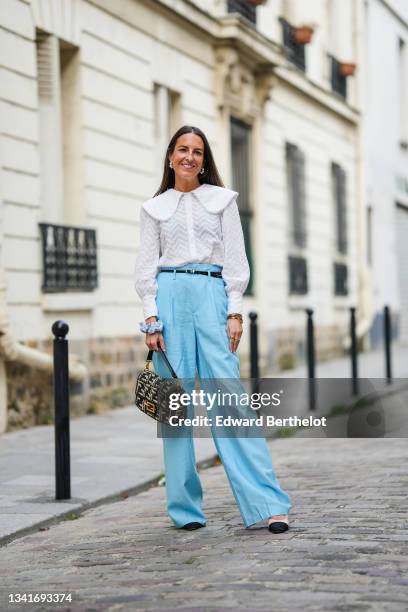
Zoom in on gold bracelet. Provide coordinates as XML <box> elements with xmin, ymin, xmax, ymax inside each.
<box><xmin>227</xmin><ymin>313</ymin><xmax>243</xmax><ymax>323</ymax></box>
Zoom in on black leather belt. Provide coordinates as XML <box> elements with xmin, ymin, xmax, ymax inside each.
<box><xmin>159</xmin><ymin>268</ymin><xmax>222</xmax><ymax>278</ymax></box>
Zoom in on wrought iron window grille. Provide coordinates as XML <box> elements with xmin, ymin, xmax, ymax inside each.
<box><xmin>39</xmin><ymin>222</ymin><xmax>98</xmax><ymax>292</ymax></box>
<box><xmin>279</xmin><ymin>17</ymin><xmax>306</xmax><ymax>71</ymax></box>
<box><xmin>330</xmin><ymin>55</ymin><xmax>347</xmax><ymax>99</ymax></box>
<box><xmin>334</xmin><ymin>262</ymin><xmax>348</xmax><ymax>296</ymax></box>
<box><xmin>227</xmin><ymin>0</ymin><xmax>257</xmax><ymax>26</ymax></box>
<box><xmin>288</xmin><ymin>255</ymin><xmax>308</xmax><ymax>295</ymax></box>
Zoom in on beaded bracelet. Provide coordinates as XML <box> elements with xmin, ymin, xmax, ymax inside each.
<box><xmin>139</xmin><ymin>319</ymin><xmax>164</xmax><ymax>334</ymax></box>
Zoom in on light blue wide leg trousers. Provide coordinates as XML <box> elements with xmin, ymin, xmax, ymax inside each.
<box><xmin>152</xmin><ymin>263</ymin><xmax>292</xmax><ymax>528</ymax></box>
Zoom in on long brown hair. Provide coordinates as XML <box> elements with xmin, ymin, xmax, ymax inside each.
<box><xmin>154</xmin><ymin>125</ymin><xmax>224</xmax><ymax>196</ymax></box>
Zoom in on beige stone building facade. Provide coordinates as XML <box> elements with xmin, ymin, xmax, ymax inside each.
<box><xmin>0</xmin><ymin>0</ymin><xmax>365</xmax><ymax>431</ymax></box>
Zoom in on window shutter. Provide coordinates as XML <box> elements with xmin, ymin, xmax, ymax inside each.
<box><xmin>333</xmin><ymin>163</ymin><xmax>347</xmax><ymax>254</ymax></box>
<box><xmin>338</xmin><ymin>165</ymin><xmax>347</xmax><ymax>254</ymax></box>
<box><xmin>231</xmin><ymin>117</ymin><xmax>253</xmax><ymax>294</ymax></box>
<box><xmin>295</xmin><ymin>146</ymin><xmax>306</xmax><ymax>248</ymax></box>
<box><xmin>231</xmin><ymin>118</ymin><xmax>250</xmax><ymax>214</ymax></box>
<box><xmin>286</xmin><ymin>143</ymin><xmax>307</xmax><ymax>248</ymax></box>
<box><xmin>36</xmin><ymin>30</ymin><xmax>55</xmax><ymax>101</ymax></box>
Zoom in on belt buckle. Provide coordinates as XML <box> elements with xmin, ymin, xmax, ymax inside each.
<box><xmin>187</xmin><ymin>269</ymin><xmax>195</xmax><ymax>274</ymax></box>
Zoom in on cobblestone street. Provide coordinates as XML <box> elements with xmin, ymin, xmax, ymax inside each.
<box><xmin>0</xmin><ymin>437</ymin><xmax>407</xmax><ymax>611</ymax></box>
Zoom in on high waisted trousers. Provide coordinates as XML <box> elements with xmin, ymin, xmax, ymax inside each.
<box><xmin>152</xmin><ymin>262</ymin><xmax>292</xmax><ymax>528</ymax></box>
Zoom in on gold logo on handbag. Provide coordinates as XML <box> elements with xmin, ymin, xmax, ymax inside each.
<box><xmin>143</xmin><ymin>399</ymin><xmax>156</xmax><ymax>416</ymax></box>
<box><xmin>135</xmin><ymin>347</ymin><xmax>187</xmax><ymax>424</ymax></box>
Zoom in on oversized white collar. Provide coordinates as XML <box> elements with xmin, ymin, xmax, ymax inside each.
<box><xmin>142</xmin><ymin>183</ymin><xmax>238</xmax><ymax>221</ymax></box>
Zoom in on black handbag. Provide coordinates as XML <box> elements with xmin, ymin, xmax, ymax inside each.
<box><xmin>134</xmin><ymin>347</ymin><xmax>187</xmax><ymax>424</ymax></box>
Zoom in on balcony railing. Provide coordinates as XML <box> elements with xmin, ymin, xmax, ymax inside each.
<box><xmin>334</xmin><ymin>262</ymin><xmax>348</xmax><ymax>296</ymax></box>
<box><xmin>39</xmin><ymin>222</ymin><xmax>98</xmax><ymax>292</ymax></box>
<box><xmin>227</xmin><ymin>0</ymin><xmax>257</xmax><ymax>26</ymax></box>
<box><xmin>289</xmin><ymin>255</ymin><xmax>308</xmax><ymax>295</ymax></box>
<box><xmin>330</xmin><ymin>56</ymin><xmax>347</xmax><ymax>98</ymax></box>
<box><xmin>279</xmin><ymin>17</ymin><xmax>306</xmax><ymax>71</ymax></box>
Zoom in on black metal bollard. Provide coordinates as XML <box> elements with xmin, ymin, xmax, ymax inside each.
<box><xmin>306</xmin><ymin>309</ymin><xmax>316</xmax><ymax>411</ymax></box>
<box><xmin>383</xmin><ymin>305</ymin><xmax>392</xmax><ymax>384</ymax></box>
<box><xmin>249</xmin><ymin>311</ymin><xmax>259</xmax><ymax>379</ymax></box>
<box><xmin>350</xmin><ymin>307</ymin><xmax>359</xmax><ymax>396</ymax></box>
<box><xmin>249</xmin><ymin>312</ymin><xmax>259</xmax><ymax>394</ymax></box>
<box><xmin>52</xmin><ymin>320</ymin><xmax>71</xmax><ymax>500</ymax></box>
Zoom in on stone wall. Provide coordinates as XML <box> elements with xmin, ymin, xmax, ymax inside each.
<box><xmin>6</xmin><ymin>359</ymin><xmax>53</xmax><ymax>430</ymax></box>
<box><xmin>266</xmin><ymin>323</ymin><xmax>347</xmax><ymax>374</ymax></box>
<box><xmin>88</xmin><ymin>335</ymin><xmax>145</xmax><ymax>414</ymax></box>
<box><xmin>5</xmin><ymin>335</ymin><xmax>146</xmax><ymax>431</ymax></box>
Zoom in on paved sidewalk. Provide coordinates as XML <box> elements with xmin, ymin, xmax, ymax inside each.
<box><xmin>0</xmin><ymin>408</ymin><xmax>216</xmax><ymax>544</ymax></box>
<box><xmin>0</xmin><ymin>436</ymin><xmax>407</xmax><ymax>611</ymax></box>
<box><xmin>1</xmin><ymin>344</ymin><xmax>407</xmax><ymax>546</ymax></box>
<box><xmin>268</xmin><ymin>344</ymin><xmax>408</xmax><ymax>378</ymax></box>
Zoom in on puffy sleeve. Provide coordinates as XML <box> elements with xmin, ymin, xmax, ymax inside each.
<box><xmin>220</xmin><ymin>196</ymin><xmax>250</xmax><ymax>315</ymax></box>
<box><xmin>134</xmin><ymin>206</ymin><xmax>161</xmax><ymax>320</ymax></box>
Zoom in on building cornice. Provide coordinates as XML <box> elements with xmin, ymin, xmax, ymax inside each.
<box><xmin>215</xmin><ymin>15</ymin><xmax>283</xmax><ymax>69</ymax></box>
<box><xmin>216</xmin><ymin>17</ymin><xmax>360</xmax><ymax>123</ymax></box>
<box><xmin>153</xmin><ymin>2</ymin><xmax>360</xmax><ymax>122</ymax></box>
<box><xmin>92</xmin><ymin>0</ymin><xmax>360</xmax><ymax>122</ymax></box>
<box><xmin>143</xmin><ymin>0</ymin><xmax>220</xmax><ymax>40</ymax></box>
<box><xmin>274</xmin><ymin>65</ymin><xmax>360</xmax><ymax>125</ymax></box>
<box><xmin>377</xmin><ymin>0</ymin><xmax>408</xmax><ymax>29</ymax></box>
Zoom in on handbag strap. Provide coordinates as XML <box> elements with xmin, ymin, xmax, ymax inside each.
<box><xmin>146</xmin><ymin>348</ymin><xmax>178</xmax><ymax>379</ymax></box>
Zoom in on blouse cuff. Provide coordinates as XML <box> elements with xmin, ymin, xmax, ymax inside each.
<box><xmin>227</xmin><ymin>291</ymin><xmax>243</xmax><ymax>316</ymax></box>
<box><xmin>142</xmin><ymin>295</ymin><xmax>158</xmax><ymax>320</ymax></box>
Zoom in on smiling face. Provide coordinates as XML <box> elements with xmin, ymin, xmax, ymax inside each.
<box><xmin>168</xmin><ymin>133</ymin><xmax>205</xmax><ymax>183</ymax></box>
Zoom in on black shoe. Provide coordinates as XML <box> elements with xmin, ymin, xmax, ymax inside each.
<box><xmin>268</xmin><ymin>520</ymin><xmax>289</xmax><ymax>533</ymax></box>
<box><xmin>180</xmin><ymin>522</ymin><xmax>205</xmax><ymax>531</ymax></box>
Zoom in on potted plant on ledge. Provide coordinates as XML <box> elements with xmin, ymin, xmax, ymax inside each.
<box><xmin>339</xmin><ymin>62</ymin><xmax>357</xmax><ymax>77</ymax></box>
<box><xmin>293</xmin><ymin>25</ymin><xmax>314</xmax><ymax>45</ymax></box>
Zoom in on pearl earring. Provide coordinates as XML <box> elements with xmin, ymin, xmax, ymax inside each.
<box><xmin>200</xmin><ymin>167</ymin><xmax>205</xmax><ymax>175</ymax></box>
<box><xmin>169</xmin><ymin>160</ymin><xmax>173</xmax><ymax>169</ymax></box>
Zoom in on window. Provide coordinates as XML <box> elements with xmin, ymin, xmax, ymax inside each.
<box><xmin>331</xmin><ymin>162</ymin><xmax>348</xmax><ymax>295</ymax></box>
<box><xmin>39</xmin><ymin>223</ymin><xmax>98</xmax><ymax>292</ymax></box>
<box><xmin>367</xmin><ymin>205</ymin><xmax>372</xmax><ymax>266</ymax></box>
<box><xmin>331</xmin><ymin>162</ymin><xmax>347</xmax><ymax>255</ymax></box>
<box><xmin>230</xmin><ymin>117</ymin><xmax>254</xmax><ymax>295</ymax></box>
<box><xmin>330</xmin><ymin>55</ymin><xmax>347</xmax><ymax>99</ymax></box>
<box><xmin>398</xmin><ymin>38</ymin><xmax>408</xmax><ymax>149</ymax></box>
<box><xmin>36</xmin><ymin>30</ymin><xmax>96</xmax><ymax>292</ymax></box>
<box><xmin>154</xmin><ymin>84</ymin><xmax>181</xmax><ymax>182</ymax></box>
<box><xmin>286</xmin><ymin>143</ymin><xmax>307</xmax><ymax>248</ymax></box>
<box><xmin>36</xmin><ymin>30</ymin><xmax>82</xmax><ymax>224</ymax></box>
<box><xmin>60</xmin><ymin>40</ymin><xmax>83</xmax><ymax>225</ymax></box>
<box><xmin>333</xmin><ymin>262</ymin><xmax>348</xmax><ymax>296</ymax></box>
<box><xmin>289</xmin><ymin>256</ymin><xmax>308</xmax><ymax>295</ymax></box>
<box><xmin>279</xmin><ymin>17</ymin><xmax>306</xmax><ymax>72</ymax></box>
<box><xmin>286</xmin><ymin>142</ymin><xmax>308</xmax><ymax>294</ymax></box>
<box><xmin>36</xmin><ymin>30</ymin><xmax>64</xmax><ymax>223</ymax></box>
<box><xmin>227</xmin><ymin>0</ymin><xmax>257</xmax><ymax>26</ymax></box>
<box><xmin>327</xmin><ymin>0</ymin><xmax>351</xmax><ymax>100</ymax></box>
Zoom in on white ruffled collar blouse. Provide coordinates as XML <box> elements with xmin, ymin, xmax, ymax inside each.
<box><xmin>134</xmin><ymin>183</ymin><xmax>250</xmax><ymax>319</ymax></box>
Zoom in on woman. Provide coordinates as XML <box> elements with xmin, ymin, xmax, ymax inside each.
<box><xmin>134</xmin><ymin>125</ymin><xmax>292</xmax><ymax>533</ymax></box>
